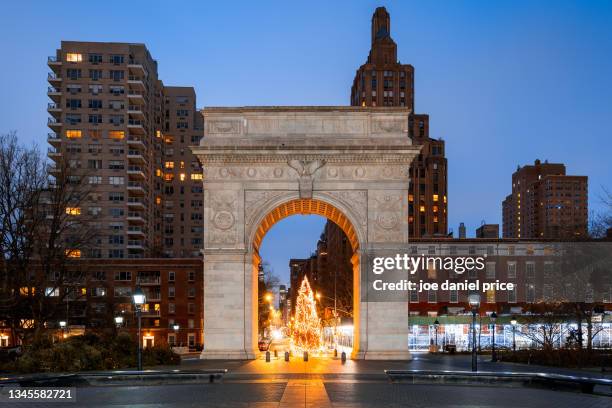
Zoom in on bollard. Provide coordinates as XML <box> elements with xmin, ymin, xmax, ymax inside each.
<box><xmin>285</xmin><ymin>351</ymin><xmax>290</xmax><ymax>362</ymax></box>
<box><xmin>303</xmin><ymin>351</ymin><xmax>308</xmax><ymax>362</ymax></box>
<box><xmin>334</xmin><ymin>349</ymin><xmax>338</xmax><ymax>358</ymax></box>
<box><xmin>265</xmin><ymin>351</ymin><xmax>270</xmax><ymax>362</ymax></box>
<box><xmin>341</xmin><ymin>351</ymin><xmax>346</xmax><ymax>363</ymax></box>
<box><xmin>274</xmin><ymin>349</ymin><xmax>278</xmax><ymax>358</ymax></box>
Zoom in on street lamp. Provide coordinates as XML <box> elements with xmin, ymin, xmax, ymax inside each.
<box><xmin>468</xmin><ymin>293</ymin><xmax>481</xmax><ymax>372</ymax></box>
<box><xmin>59</xmin><ymin>320</ymin><xmax>67</xmax><ymax>339</ymax></box>
<box><xmin>490</xmin><ymin>312</ymin><xmax>497</xmax><ymax>362</ymax></box>
<box><xmin>133</xmin><ymin>285</ymin><xmax>146</xmax><ymax>371</ymax></box>
<box><xmin>510</xmin><ymin>318</ymin><xmax>517</xmax><ymax>353</ymax></box>
<box><xmin>433</xmin><ymin>319</ymin><xmax>440</xmax><ymax>352</ymax></box>
<box><xmin>114</xmin><ymin>316</ymin><xmax>124</xmax><ymax>327</ymax></box>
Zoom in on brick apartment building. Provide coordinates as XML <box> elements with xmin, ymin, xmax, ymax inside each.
<box><xmin>0</xmin><ymin>259</ymin><xmax>203</xmax><ymax>349</ymax></box>
<box><xmin>47</xmin><ymin>41</ymin><xmax>204</xmax><ymax>259</ymax></box>
<box><xmin>351</xmin><ymin>7</ymin><xmax>448</xmax><ymax>237</ymax></box>
<box><xmin>502</xmin><ymin>159</ymin><xmax>588</xmax><ymax>238</ymax></box>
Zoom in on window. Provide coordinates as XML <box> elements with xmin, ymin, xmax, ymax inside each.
<box><xmin>109</xmin><ymin>70</ymin><xmax>124</xmax><ymax>81</ymax></box>
<box><xmin>109</xmin><ymin>176</ymin><xmax>124</xmax><ymax>186</ymax></box>
<box><xmin>65</xmin><ymin>114</ymin><xmax>81</xmax><ymax>124</ymax></box>
<box><xmin>92</xmin><ymin>271</ymin><xmax>106</xmax><ymax>281</ymax></box>
<box><xmin>66</xmin><ymin>68</ymin><xmax>82</xmax><ymax>80</ymax></box>
<box><xmin>88</xmin><ymin>176</ymin><xmax>102</xmax><ymax>185</ymax></box>
<box><xmin>66</xmin><ymin>129</ymin><xmax>82</xmax><ymax>139</ymax></box>
<box><xmin>543</xmin><ymin>284</ymin><xmax>553</xmax><ymax>301</ymax></box>
<box><xmin>65</xmin><ymin>249</ymin><xmax>81</xmax><ymax>258</ymax></box>
<box><xmin>168</xmin><ymin>303</ymin><xmax>175</xmax><ymax>314</ymax></box>
<box><xmin>109</xmin><ymin>130</ymin><xmax>125</xmax><ymax>140</ymax></box>
<box><xmin>89</xmin><ymin>99</ymin><xmax>103</xmax><ymax>109</ymax></box>
<box><xmin>485</xmin><ymin>262</ymin><xmax>496</xmax><ymax>279</ymax></box>
<box><xmin>168</xmin><ymin>271</ymin><xmax>175</xmax><ymax>282</ymax></box>
<box><xmin>89</xmin><ymin>54</ymin><xmax>102</xmax><ymax>64</ymax></box>
<box><xmin>526</xmin><ymin>284</ymin><xmax>535</xmax><ymax>302</ymax></box>
<box><xmin>108</xmin><ymin>249</ymin><xmax>124</xmax><ymax>258</ymax></box>
<box><xmin>114</xmin><ymin>271</ymin><xmax>132</xmax><ymax>281</ymax></box>
<box><xmin>109</xmin><ymin>54</ymin><xmax>124</xmax><ymax>64</ymax></box>
<box><xmin>508</xmin><ymin>286</ymin><xmax>517</xmax><ymax>303</ymax></box>
<box><xmin>91</xmin><ymin>287</ymin><xmax>106</xmax><ymax>297</ymax></box>
<box><xmin>108</xmin><ymin>235</ymin><xmax>124</xmax><ymax>245</ymax></box>
<box><xmin>89</xmin><ymin>69</ymin><xmax>103</xmax><ymax>80</ymax></box>
<box><xmin>45</xmin><ymin>287</ymin><xmax>60</xmax><ymax>297</ymax></box>
<box><xmin>109</xmin><ymin>208</ymin><xmax>124</xmax><ymax>217</ymax></box>
<box><xmin>66</xmin><ymin>53</ymin><xmax>82</xmax><ymax>62</ymax></box>
<box><xmin>108</xmin><ymin>160</ymin><xmax>124</xmax><ymax>170</ymax></box>
<box><xmin>88</xmin><ymin>114</ymin><xmax>102</xmax><ymax>124</ymax></box>
<box><xmin>188</xmin><ymin>303</ymin><xmax>195</xmax><ymax>314</ymax></box>
<box><xmin>526</xmin><ymin>262</ymin><xmax>535</xmax><ymax>279</ymax></box>
<box><xmin>165</xmin><ymin>161</ymin><xmax>174</xmax><ymax>169</ymax></box>
<box><xmin>109</xmin><ymin>192</ymin><xmax>124</xmax><ymax>201</ymax></box>
<box><xmin>89</xmin><ymin>84</ymin><xmax>103</xmax><ymax>95</ymax></box>
<box><xmin>179</xmin><ymin>173</ymin><xmax>186</xmax><ymax>181</ymax></box>
<box><xmin>188</xmin><ymin>287</ymin><xmax>195</xmax><ymax>298</ymax></box>
<box><xmin>427</xmin><ymin>290</ymin><xmax>437</xmax><ymax>303</ymax></box>
<box><xmin>66</xmin><ymin>98</ymin><xmax>82</xmax><ymax>109</ymax></box>
<box><xmin>486</xmin><ymin>289</ymin><xmax>495</xmax><ymax>303</ymax></box>
<box><xmin>109</xmin><ymin>100</ymin><xmax>124</xmax><ymax>110</ymax></box>
<box><xmin>176</xmin><ymin>96</ymin><xmax>189</xmax><ymax>104</ymax></box>
<box><xmin>109</xmin><ymin>85</ymin><xmax>124</xmax><ymax>95</ymax></box>
<box><xmin>114</xmin><ymin>287</ymin><xmax>132</xmax><ymax>297</ymax></box>
<box><xmin>177</xmin><ymin>122</ymin><xmax>189</xmax><ymax>129</ymax></box>
<box><xmin>188</xmin><ymin>319</ymin><xmax>194</xmax><ymax>329</ymax></box>
<box><xmin>191</xmin><ymin>173</ymin><xmax>203</xmax><ymax>180</ymax></box>
<box><xmin>449</xmin><ymin>289</ymin><xmax>458</xmax><ymax>303</ymax></box>
<box><xmin>507</xmin><ymin>262</ymin><xmax>516</xmax><ymax>279</ymax></box>
<box><xmin>65</xmin><ymin>207</ymin><xmax>81</xmax><ymax>215</ymax></box>
<box><xmin>109</xmin><ymin>114</ymin><xmax>124</xmax><ymax>125</ymax></box>
<box><xmin>168</xmin><ymin>286</ymin><xmax>175</xmax><ymax>298</ymax></box>
<box><xmin>87</xmin><ymin>207</ymin><xmax>102</xmax><ymax>216</ymax></box>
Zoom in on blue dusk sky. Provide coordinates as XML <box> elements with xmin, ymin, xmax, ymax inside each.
<box><xmin>1</xmin><ymin>1</ymin><xmax>610</xmax><ymax>286</ymax></box>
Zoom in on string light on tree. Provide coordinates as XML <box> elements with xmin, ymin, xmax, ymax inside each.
<box><xmin>290</xmin><ymin>276</ymin><xmax>323</xmax><ymax>352</ymax></box>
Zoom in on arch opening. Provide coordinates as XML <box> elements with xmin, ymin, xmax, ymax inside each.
<box><xmin>249</xmin><ymin>198</ymin><xmax>361</xmax><ymax>359</ymax></box>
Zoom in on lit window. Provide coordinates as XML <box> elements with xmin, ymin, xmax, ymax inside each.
<box><xmin>155</xmin><ymin>169</ymin><xmax>162</xmax><ymax>177</ymax></box>
<box><xmin>419</xmin><ymin>206</ymin><xmax>425</xmax><ymax>212</ymax></box>
<box><xmin>156</xmin><ymin>130</ymin><xmax>161</xmax><ymax>138</ymax></box>
<box><xmin>180</xmin><ymin>161</ymin><xmax>185</xmax><ymax>169</ymax></box>
<box><xmin>165</xmin><ymin>161</ymin><xmax>174</xmax><ymax>169</ymax></box>
<box><xmin>164</xmin><ymin>173</ymin><xmax>174</xmax><ymax>181</ymax></box>
<box><xmin>179</xmin><ymin>173</ymin><xmax>186</xmax><ymax>181</ymax></box>
<box><xmin>191</xmin><ymin>174</ymin><xmax>203</xmax><ymax>181</ymax></box>
<box><xmin>155</xmin><ymin>197</ymin><xmax>161</xmax><ymax>205</ymax></box>
<box><xmin>433</xmin><ymin>206</ymin><xmax>439</xmax><ymax>213</ymax></box>
<box><xmin>433</xmin><ymin>216</ymin><xmax>439</xmax><ymax>223</ymax></box>
<box><xmin>66</xmin><ymin>53</ymin><xmax>83</xmax><ymax>62</ymax></box>
<box><xmin>66</xmin><ymin>130</ymin><xmax>82</xmax><ymax>139</ymax></box>
<box><xmin>65</xmin><ymin>249</ymin><xmax>81</xmax><ymax>258</ymax></box>
<box><xmin>433</xmin><ymin>194</ymin><xmax>439</xmax><ymax>202</ymax></box>
<box><xmin>443</xmin><ymin>196</ymin><xmax>447</xmax><ymax>203</ymax></box>
<box><xmin>65</xmin><ymin>207</ymin><xmax>81</xmax><ymax>215</ymax></box>
<box><xmin>408</xmin><ymin>194</ymin><xmax>414</xmax><ymax>202</ymax></box>
<box><xmin>109</xmin><ymin>131</ymin><xmax>125</xmax><ymax>140</ymax></box>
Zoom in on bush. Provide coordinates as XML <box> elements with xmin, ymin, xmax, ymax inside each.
<box><xmin>498</xmin><ymin>348</ymin><xmax>612</xmax><ymax>368</ymax></box>
<box><xmin>9</xmin><ymin>333</ymin><xmax>180</xmax><ymax>373</ymax></box>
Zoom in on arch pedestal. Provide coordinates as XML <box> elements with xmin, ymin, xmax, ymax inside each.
<box><xmin>192</xmin><ymin>107</ymin><xmax>421</xmax><ymax>360</ymax></box>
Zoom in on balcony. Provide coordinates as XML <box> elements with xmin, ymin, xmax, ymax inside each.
<box><xmin>127</xmin><ymin>181</ymin><xmax>146</xmax><ymax>195</ymax></box>
<box><xmin>47</xmin><ymin>102</ymin><xmax>62</xmax><ymax>118</ymax></box>
<box><xmin>127</xmin><ymin>136</ymin><xmax>146</xmax><ymax>149</ymax></box>
<box><xmin>127</xmin><ymin>226</ymin><xmax>146</xmax><ymax>237</ymax></box>
<box><xmin>127</xmin><ymin>150</ymin><xmax>146</xmax><ymax>164</ymax></box>
<box><xmin>139</xmin><ymin>276</ymin><xmax>161</xmax><ymax>285</ymax></box>
<box><xmin>47</xmin><ymin>117</ymin><xmax>62</xmax><ymax>130</ymax></box>
<box><xmin>128</xmin><ymin>60</ymin><xmax>146</xmax><ymax>75</ymax></box>
<box><xmin>127</xmin><ymin>239</ymin><xmax>145</xmax><ymax>250</ymax></box>
<box><xmin>47</xmin><ymin>72</ymin><xmax>62</xmax><ymax>84</ymax></box>
<box><xmin>47</xmin><ymin>86</ymin><xmax>62</xmax><ymax>102</ymax></box>
<box><xmin>127</xmin><ymin>197</ymin><xmax>146</xmax><ymax>209</ymax></box>
<box><xmin>47</xmin><ymin>56</ymin><xmax>62</xmax><ymax>71</ymax></box>
<box><xmin>127</xmin><ymin>166</ymin><xmax>146</xmax><ymax>180</ymax></box>
<box><xmin>141</xmin><ymin>309</ymin><xmax>161</xmax><ymax>317</ymax></box>
<box><xmin>128</xmin><ymin>75</ymin><xmax>145</xmax><ymax>90</ymax></box>
<box><xmin>127</xmin><ymin>104</ymin><xmax>145</xmax><ymax>120</ymax></box>
<box><xmin>127</xmin><ymin>212</ymin><xmax>145</xmax><ymax>224</ymax></box>
<box><xmin>127</xmin><ymin>119</ymin><xmax>145</xmax><ymax>135</ymax></box>
<box><xmin>47</xmin><ymin>132</ymin><xmax>61</xmax><ymax>145</ymax></box>
<box><xmin>47</xmin><ymin>147</ymin><xmax>62</xmax><ymax>159</ymax></box>
<box><xmin>127</xmin><ymin>90</ymin><xmax>144</xmax><ymax>103</ymax></box>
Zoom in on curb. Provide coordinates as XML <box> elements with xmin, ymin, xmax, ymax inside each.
<box><xmin>0</xmin><ymin>369</ymin><xmax>227</xmax><ymax>387</ymax></box>
<box><xmin>385</xmin><ymin>370</ymin><xmax>612</xmax><ymax>396</ymax></box>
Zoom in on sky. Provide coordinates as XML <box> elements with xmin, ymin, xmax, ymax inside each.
<box><xmin>1</xmin><ymin>1</ymin><xmax>611</xmax><ymax>286</ymax></box>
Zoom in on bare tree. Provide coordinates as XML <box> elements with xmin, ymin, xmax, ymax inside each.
<box><xmin>0</xmin><ymin>132</ymin><xmax>97</xmax><ymax>344</ymax></box>
<box><xmin>590</xmin><ymin>187</ymin><xmax>612</xmax><ymax>238</ymax></box>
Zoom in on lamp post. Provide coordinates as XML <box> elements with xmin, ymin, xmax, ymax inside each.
<box><xmin>114</xmin><ymin>315</ymin><xmax>124</xmax><ymax>327</ymax></box>
<box><xmin>510</xmin><ymin>318</ymin><xmax>517</xmax><ymax>353</ymax></box>
<box><xmin>468</xmin><ymin>293</ymin><xmax>481</xmax><ymax>372</ymax></box>
<box><xmin>433</xmin><ymin>319</ymin><xmax>440</xmax><ymax>352</ymax></box>
<box><xmin>173</xmin><ymin>324</ymin><xmax>179</xmax><ymax>347</ymax></box>
<box><xmin>132</xmin><ymin>286</ymin><xmax>146</xmax><ymax>371</ymax></box>
<box><xmin>490</xmin><ymin>312</ymin><xmax>497</xmax><ymax>362</ymax></box>
<box><xmin>59</xmin><ymin>320</ymin><xmax>67</xmax><ymax>339</ymax></box>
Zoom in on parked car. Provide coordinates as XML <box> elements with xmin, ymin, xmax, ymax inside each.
<box><xmin>0</xmin><ymin>346</ymin><xmax>22</xmax><ymax>362</ymax></box>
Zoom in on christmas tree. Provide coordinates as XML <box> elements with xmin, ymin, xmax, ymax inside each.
<box><xmin>290</xmin><ymin>276</ymin><xmax>322</xmax><ymax>351</ymax></box>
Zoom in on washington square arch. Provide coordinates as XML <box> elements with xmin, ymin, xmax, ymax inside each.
<box><xmin>191</xmin><ymin>106</ymin><xmax>421</xmax><ymax>360</ymax></box>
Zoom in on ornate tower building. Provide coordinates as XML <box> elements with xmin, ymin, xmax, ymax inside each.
<box><xmin>351</xmin><ymin>7</ymin><xmax>448</xmax><ymax>237</ymax></box>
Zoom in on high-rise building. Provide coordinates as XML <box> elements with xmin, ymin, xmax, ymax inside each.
<box><xmin>351</xmin><ymin>7</ymin><xmax>448</xmax><ymax>237</ymax></box>
<box><xmin>46</xmin><ymin>41</ymin><xmax>203</xmax><ymax>259</ymax></box>
<box><xmin>475</xmin><ymin>224</ymin><xmax>499</xmax><ymax>239</ymax></box>
<box><xmin>502</xmin><ymin>159</ymin><xmax>588</xmax><ymax>238</ymax></box>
